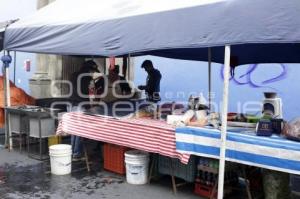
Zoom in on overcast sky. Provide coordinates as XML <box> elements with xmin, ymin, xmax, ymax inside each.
<box><xmin>0</xmin><ymin>0</ymin><xmax>37</xmax><ymax>21</ymax></box>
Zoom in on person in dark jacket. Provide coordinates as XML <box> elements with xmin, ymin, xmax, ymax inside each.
<box><xmin>70</xmin><ymin>60</ymin><xmax>104</xmax><ymax>159</ymax></box>
<box><xmin>138</xmin><ymin>60</ymin><xmax>162</xmax><ymax>103</ymax></box>
<box><xmin>70</xmin><ymin>60</ymin><xmax>104</xmax><ymax>105</ymax></box>
<box><xmin>112</xmin><ymin>65</ymin><xmax>131</xmax><ymax>94</ymax></box>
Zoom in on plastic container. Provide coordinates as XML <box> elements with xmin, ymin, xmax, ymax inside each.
<box><xmin>291</xmin><ymin>175</ymin><xmax>300</xmax><ymax>193</ymax></box>
<box><xmin>194</xmin><ymin>183</ymin><xmax>216</xmax><ymax>198</ymax></box>
<box><xmin>49</xmin><ymin>144</ymin><xmax>72</xmax><ymax>175</ymax></box>
<box><xmin>166</xmin><ymin>115</ymin><xmax>184</xmax><ymax>125</ymax></box>
<box><xmin>48</xmin><ymin>135</ymin><xmax>62</xmax><ymax>147</ymax></box>
<box><xmin>158</xmin><ymin>155</ymin><xmax>196</xmax><ymax>182</ymax></box>
<box><xmin>264</xmin><ymin>92</ymin><xmax>277</xmax><ymax>99</ymax></box>
<box><xmin>125</xmin><ymin>150</ymin><xmax>149</xmax><ymax>185</ymax></box>
<box><xmin>103</xmin><ymin>143</ymin><xmax>128</xmax><ymax>174</ymax></box>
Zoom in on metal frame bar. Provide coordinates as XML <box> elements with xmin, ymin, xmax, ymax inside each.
<box><xmin>208</xmin><ymin>48</ymin><xmax>212</xmax><ymax>111</ymax></box>
<box><xmin>217</xmin><ymin>45</ymin><xmax>231</xmax><ymax>199</ymax></box>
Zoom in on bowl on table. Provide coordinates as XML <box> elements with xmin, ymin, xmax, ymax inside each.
<box><xmin>227</xmin><ymin>112</ymin><xmax>237</xmax><ymax>121</ymax></box>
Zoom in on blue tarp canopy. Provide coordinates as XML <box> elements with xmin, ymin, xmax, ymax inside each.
<box><xmin>0</xmin><ymin>20</ymin><xmax>17</xmax><ymax>51</ymax></box>
<box><xmin>3</xmin><ymin>0</ymin><xmax>300</xmax><ymax>64</ymax></box>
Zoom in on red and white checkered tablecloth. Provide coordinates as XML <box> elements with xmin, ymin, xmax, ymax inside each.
<box><xmin>56</xmin><ymin>112</ymin><xmax>190</xmax><ymax>164</ymax></box>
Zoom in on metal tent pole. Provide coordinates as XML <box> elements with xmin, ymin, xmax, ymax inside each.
<box><xmin>1</xmin><ymin>51</ymin><xmax>12</xmax><ymax>150</ymax></box>
<box><xmin>217</xmin><ymin>45</ymin><xmax>231</xmax><ymax>199</ymax></box>
<box><xmin>5</xmin><ymin>56</ymin><xmax>12</xmax><ymax>151</ymax></box>
<box><xmin>2</xmin><ymin>50</ymin><xmax>8</xmax><ymax>147</ymax></box>
<box><xmin>127</xmin><ymin>54</ymin><xmax>131</xmax><ymax>80</ymax></box>
<box><xmin>208</xmin><ymin>48</ymin><xmax>212</xmax><ymax>111</ymax></box>
<box><xmin>13</xmin><ymin>51</ymin><xmax>16</xmax><ymax>83</ymax></box>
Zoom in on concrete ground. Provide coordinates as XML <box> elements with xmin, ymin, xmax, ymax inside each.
<box><xmin>0</xmin><ymin>144</ymin><xmax>202</xmax><ymax>199</ymax></box>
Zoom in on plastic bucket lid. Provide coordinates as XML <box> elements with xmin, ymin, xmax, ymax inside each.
<box><xmin>125</xmin><ymin>158</ymin><xmax>149</xmax><ymax>165</ymax></box>
<box><xmin>49</xmin><ymin>144</ymin><xmax>71</xmax><ymax>151</ymax></box>
<box><xmin>49</xmin><ymin>144</ymin><xmax>72</xmax><ymax>155</ymax></box>
<box><xmin>125</xmin><ymin>150</ymin><xmax>149</xmax><ymax>158</ymax></box>
<box><xmin>50</xmin><ymin>151</ymin><xmax>72</xmax><ymax>156</ymax></box>
<box><xmin>125</xmin><ymin>150</ymin><xmax>149</xmax><ymax>165</ymax></box>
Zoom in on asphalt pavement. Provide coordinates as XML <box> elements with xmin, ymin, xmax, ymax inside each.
<box><xmin>0</xmin><ymin>146</ymin><xmax>201</xmax><ymax>199</ymax></box>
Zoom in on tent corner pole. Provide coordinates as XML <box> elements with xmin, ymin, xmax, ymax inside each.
<box><xmin>2</xmin><ymin>50</ymin><xmax>12</xmax><ymax>151</ymax></box>
<box><xmin>208</xmin><ymin>48</ymin><xmax>212</xmax><ymax>111</ymax></box>
<box><xmin>5</xmin><ymin>55</ymin><xmax>12</xmax><ymax>151</ymax></box>
<box><xmin>217</xmin><ymin>45</ymin><xmax>231</xmax><ymax>199</ymax></box>
<box><xmin>13</xmin><ymin>51</ymin><xmax>16</xmax><ymax>84</ymax></box>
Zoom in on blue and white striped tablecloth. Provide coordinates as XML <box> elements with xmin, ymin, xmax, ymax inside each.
<box><xmin>176</xmin><ymin>127</ymin><xmax>300</xmax><ymax>174</ymax></box>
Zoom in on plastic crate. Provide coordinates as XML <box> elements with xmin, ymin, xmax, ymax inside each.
<box><xmin>194</xmin><ymin>183</ymin><xmax>216</xmax><ymax>199</ymax></box>
<box><xmin>103</xmin><ymin>143</ymin><xmax>128</xmax><ymax>175</ymax></box>
<box><xmin>158</xmin><ymin>155</ymin><xmax>196</xmax><ymax>182</ymax></box>
<box><xmin>291</xmin><ymin>175</ymin><xmax>300</xmax><ymax>193</ymax></box>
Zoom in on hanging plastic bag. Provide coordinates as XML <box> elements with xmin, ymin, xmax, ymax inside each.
<box><xmin>282</xmin><ymin>118</ymin><xmax>300</xmax><ymax>141</ymax></box>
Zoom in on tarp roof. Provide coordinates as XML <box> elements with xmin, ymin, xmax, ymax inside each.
<box><xmin>0</xmin><ymin>20</ymin><xmax>17</xmax><ymax>51</ymax></box>
<box><xmin>3</xmin><ymin>0</ymin><xmax>300</xmax><ymax>64</ymax></box>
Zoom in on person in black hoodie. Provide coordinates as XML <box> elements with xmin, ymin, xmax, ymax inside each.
<box><xmin>138</xmin><ymin>60</ymin><xmax>162</xmax><ymax>103</ymax></box>
<box><xmin>70</xmin><ymin>60</ymin><xmax>104</xmax><ymax>159</ymax></box>
<box><xmin>70</xmin><ymin>60</ymin><xmax>104</xmax><ymax>105</ymax></box>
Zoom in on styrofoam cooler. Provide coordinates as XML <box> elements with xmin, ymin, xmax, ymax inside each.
<box><xmin>49</xmin><ymin>144</ymin><xmax>72</xmax><ymax>175</ymax></box>
<box><xmin>125</xmin><ymin>150</ymin><xmax>149</xmax><ymax>185</ymax></box>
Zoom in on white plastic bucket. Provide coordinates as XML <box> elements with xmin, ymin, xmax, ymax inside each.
<box><xmin>49</xmin><ymin>144</ymin><xmax>72</xmax><ymax>175</ymax></box>
<box><xmin>125</xmin><ymin>150</ymin><xmax>149</xmax><ymax>185</ymax></box>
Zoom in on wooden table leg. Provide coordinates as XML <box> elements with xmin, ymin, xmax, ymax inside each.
<box><xmin>171</xmin><ymin>175</ymin><xmax>177</xmax><ymax>195</ymax></box>
<box><xmin>210</xmin><ymin>179</ymin><xmax>218</xmax><ymax>199</ymax></box>
<box><xmin>83</xmin><ymin>143</ymin><xmax>90</xmax><ymax>172</ymax></box>
<box><xmin>148</xmin><ymin>157</ymin><xmax>155</xmax><ymax>184</ymax></box>
<box><xmin>242</xmin><ymin>166</ymin><xmax>252</xmax><ymax>199</ymax></box>
<box><xmin>19</xmin><ymin>133</ymin><xmax>22</xmax><ymax>152</ymax></box>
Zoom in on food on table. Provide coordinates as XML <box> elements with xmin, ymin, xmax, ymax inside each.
<box><xmin>182</xmin><ymin>110</ymin><xmax>195</xmax><ymax>124</ymax></box>
<box><xmin>158</xmin><ymin>102</ymin><xmax>185</xmax><ymax>119</ymax></box>
<box><xmin>167</xmin><ymin>115</ymin><xmax>184</xmax><ymax>125</ymax></box>
<box><xmin>207</xmin><ymin>112</ymin><xmax>220</xmax><ymax>128</ymax></box>
<box><xmin>135</xmin><ymin>110</ymin><xmax>154</xmax><ymax>118</ymax></box>
<box><xmin>227</xmin><ymin>113</ymin><xmax>257</xmax><ymax>123</ymax></box>
<box><xmin>246</xmin><ymin>115</ymin><xmax>260</xmax><ymax>123</ymax></box>
<box><xmin>167</xmin><ymin>110</ymin><xmax>206</xmax><ymax>127</ymax></box>
<box><xmin>227</xmin><ymin>112</ymin><xmax>237</xmax><ymax>121</ymax></box>
<box><xmin>187</xmin><ymin>118</ymin><xmax>208</xmax><ymax>127</ymax></box>
<box><xmin>132</xmin><ymin>107</ymin><xmax>155</xmax><ymax>119</ymax></box>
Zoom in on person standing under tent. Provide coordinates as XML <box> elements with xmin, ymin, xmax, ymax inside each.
<box><xmin>70</xmin><ymin>60</ymin><xmax>104</xmax><ymax>159</ymax></box>
<box><xmin>138</xmin><ymin>60</ymin><xmax>162</xmax><ymax>103</ymax></box>
<box><xmin>111</xmin><ymin>65</ymin><xmax>131</xmax><ymax>95</ymax></box>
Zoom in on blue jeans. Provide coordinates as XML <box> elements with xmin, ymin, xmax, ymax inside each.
<box><xmin>70</xmin><ymin>106</ymin><xmax>84</xmax><ymax>157</ymax></box>
<box><xmin>71</xmin><ymin>135</ymin><xmax>82</xmax><ymax>156</ymax></box>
